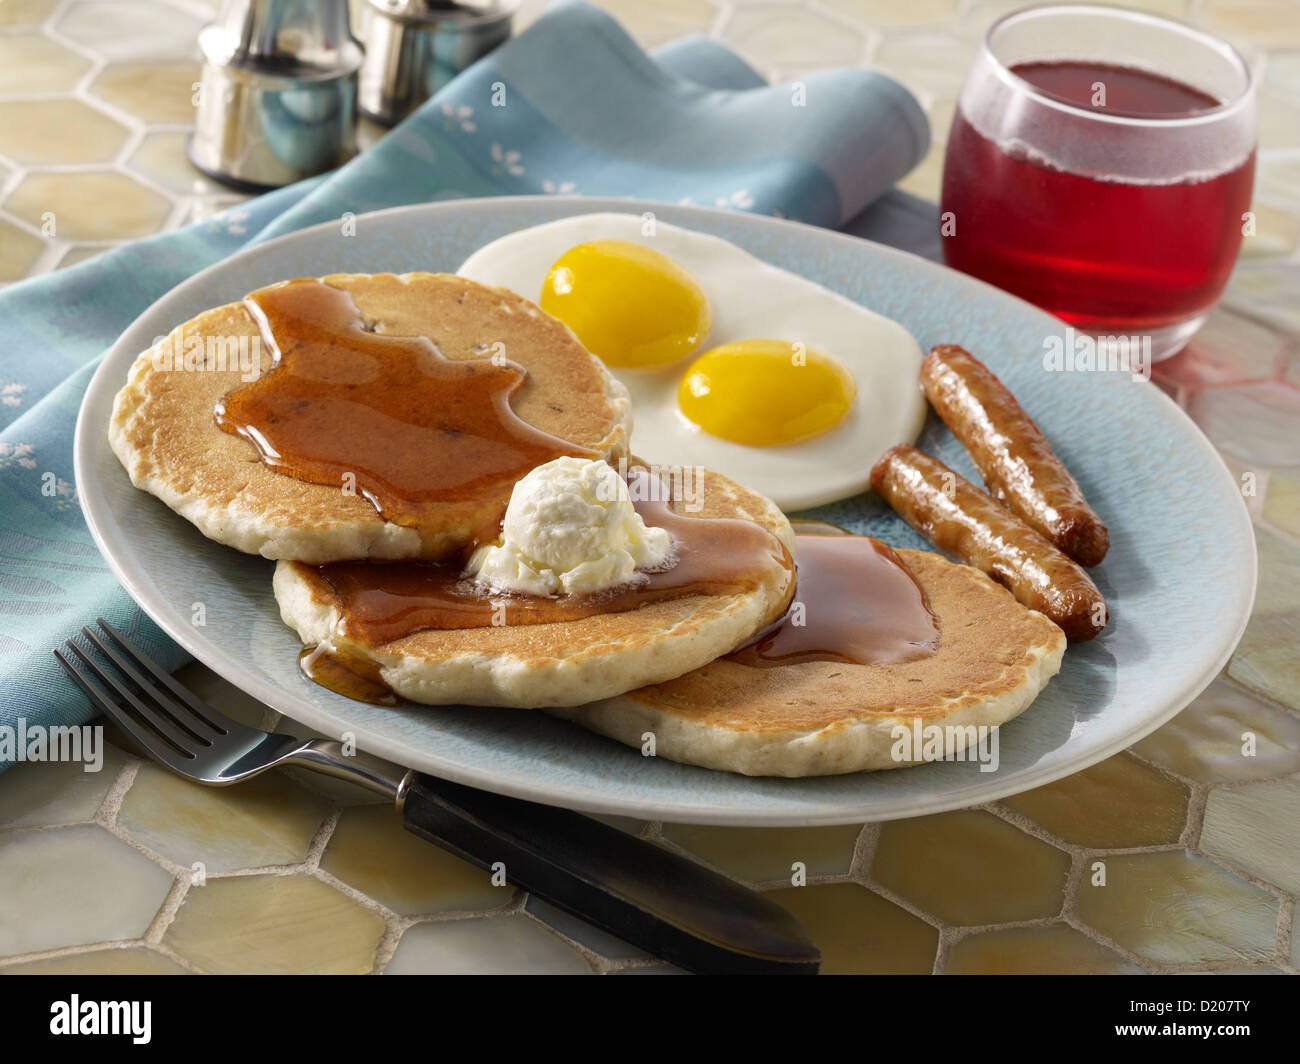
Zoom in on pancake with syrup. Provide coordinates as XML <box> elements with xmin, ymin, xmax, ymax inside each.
<box><xmin>109</xmin><ymin>272</ymin><xmax>631</xmax><ymax>563</ymax></box>
<box><xmin>550</xmin><ymin>527</ymin><xmax>1066</xmax><ymax>776</ymax></box>
<box><xmin>273</xmin><ymin>465</ymin><xmax>797</xmax><ymax>708</ymax></box>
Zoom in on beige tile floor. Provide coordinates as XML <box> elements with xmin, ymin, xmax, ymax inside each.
<box><xmin>0</xmin><ymin>0</ymin><xmax>1297</xmax><ymax>974</ymax></box>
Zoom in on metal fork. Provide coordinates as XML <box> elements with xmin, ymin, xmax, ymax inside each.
<box><xmin>56</xmin><ymin>619</ymin><xmax>819</xmax><ymax>975</ymax></box>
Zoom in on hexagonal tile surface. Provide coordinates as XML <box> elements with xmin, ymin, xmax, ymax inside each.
<box><xmin>1228</xmin><ymin>528</ymin><xmax>1300</xmax><ymax>712</ymax></box>
<box><xmin>1202</xmin><ymin>0</ymin><xmax>1300</xmax><ymax>49</ymax></box>
<box><xmin>1227</xmin><ymin>264</ymin><xmax>1300</xmax><ymax>333</ymax></box>
<box><xmin>127</xmin><ymin>132</ymin><xmax>223</xmax><ymax>195</ymax></box>
<box><xmin>962</xmin><ymin>0</ymin><xmax>1190</xmax><ymax>43</ymax></box>
<box><xmin>2</xmin><ymin>947</ymin><xmax>190</xmax><ymax>975</ymax></box>
<box><xmin>1258</xmin><ymin>90</ymin><xmax>1300</xmax><ymax>152</ymax></box>
<box><xmin>165</xmin><ymin>874</ymin><xmax>385</xmax><ymax>974</ymax></box>
<box><xmin>0</xmin><ymin>100</ymin><xmax>129</xmax><ymax>166</ymax></box>
<box><xmin>1132</xmin><ymin>678</ymin><xmax>1300</xmax><ymax>782</ymax></box>
<box><xmin>1201</xmin><ymin>777</ymin><xmax>1300</xmax><ymax>893</ymax></box>
<box><xmin>54</xmin><ymin>245</ymin><xmax>108</xmax><ymax>271</ymax></box>
<box><xmin>0</xmin><ymin>743</ymin><xmax>126</xmax><ymax>829</ymax></box>
<box><xmin>724</xmin><ymin>6</ymin><xmax>864</xmax><ymax>73</ymax></box>
<box><xmin>945</xmin><ymin>924</ymin><xmax>1142</xmax><ymax>974</ymax></box>
<box><xmin>872</xmin><ymin>810</ymin><xmax>1070</xmax><ymax>925</ymax></box>
<box><xmin>54</xmin><ymin>1</ymin><xmax>203</xmax><ymax>61</ymax></box>
<box><xmin>1258</xmin><ymin>154</ymin><xmax>1300</xmax><ymax>210</ymax></box>
<box><xmin>0</xmin><ymin>34</ymin><xmax>93</xmax><ymax>94</ymax></box>
<box><xmin>593</xmin><ymin>0</ymin><xmax>716</xmax><ymax>49</ymax></box>
<box><xmin>822</xmin><ymin>0</ymin><xmax>959</xmax><ymax>31</ymax></box>
<box><xmin>1241</xmin><ymin>202</ymin><xmax>1300</xmax><ymax>259</ymax></box>
<box><xmin>5</xmin><ymin>171</ymin><xmax>173</xmax><ymax>240</ymax></box>
<box><xmin>1245</xmin><ymin>526</ymin><xmax>1300</xmax><ymax>621</ymax></box>
<box><xmin>659</xmin><ymin>822</ymin><xmax>861</xmax><ymax>883</ymax></box>
<box><xmin>1230</xmin><ymin>609</ymin><xmax>1300</xmax><ymax>715</ymax></box>
<box><xmin>321</xmin><ymin>804</ymin><xmax>510</xmax><ymax>916</ymax></box>
<box><xmin>0</xmin><ymin>825</ymin><xmax>173</xmax><ymax>956</ymax></box>
<box><xmin>1000</xmin><ymin>753</ymin><xmax>1188</xmax><ymax>848</ymax></box>
<box><xmin>1191</xmin><ymin>382</ymin><xmax>1300</xmax><ymax>468</ymax></box>
<box><xmin>89</xmin><ymin>62</ymin><xmax>200</xmax><ymax>124</ymax></box>
<box><xmin>0</xmin><ymin>216</ymin><xmax>47</xmax><ymax>282</ymax></box>
<box><xmin>385</xmin><ymin>916</ymin><xmax>592</xmax><ymax>975</ymax></box>
<box><xmin>1265</xmin><ymin>49</ymin><xmax>1300</xmax><ymax>99</ymax></box>
<box><xmin>1263</xmin><ymin>469</ymin><xmax>1300</xmax><ymax>537</ymax></box>
<box><xmin>117</xmin><ymin>763</ymin><xmax>331</xmax><ymax>874</ymax></box>
<box><xmin>764</xmin><ymin>883</ymin><xmax>938</xmax><ymax>974</ymax></box>
<box><xmin>1076</xmin><ymin>851</ymin><xmax>1278</xmax><ymax>965</ymax></box>
<box><xmin>873</xmin><ymin>32</ymin><xmax>977</xmax><ymax>101</ymax></box>
<box><xmin>0</xmin><ymin>0</ymin><xmax>61</xmax><ymax>26</ymax></box>
<box><xmin>1154</xmin><ymin>309</ymin><xmax>1289</xmax><ymax>389</ymax></box>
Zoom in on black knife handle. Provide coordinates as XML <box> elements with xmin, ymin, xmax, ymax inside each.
<box><xmin>400</xmin><ymin>773</ymin><xmax>819</xmax><ymax>975</ymax></box>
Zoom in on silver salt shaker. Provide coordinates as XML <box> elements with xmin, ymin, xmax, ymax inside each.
<box><xmin>189</xmin><ymin>0</ymin><xmax>364</xmax><ymax>190</ymax></box>
<box><xmin>359</xmin><ymin>0</ymin><xmax>520</xmax><ymax>126</ymax></box>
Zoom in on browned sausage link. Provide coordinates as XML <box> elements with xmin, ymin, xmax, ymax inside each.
<box><xmin>870</xmin><ymin>445</ymin><xmax>1106</xmax><ymax>641</ymax></box>
<box><xmin>921</xmin><ymin>344</ymin><xmax>1109</xmax><ymax>567</ymax></box>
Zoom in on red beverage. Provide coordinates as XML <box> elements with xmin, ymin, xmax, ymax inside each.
<box><xmin>943</xmin><ymin>62</ymin><xmax>1255</xmax><ymax>330</ymax></box>
<box><xmin>940</xmin><ymin>6</ymin><xmax>1257</xmax><ymax>358</ymax></box>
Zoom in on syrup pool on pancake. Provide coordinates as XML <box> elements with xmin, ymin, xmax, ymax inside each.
<box><xmin>457</xmin><ymin>213</ymin><xmax>926</xmax><ymax>511</ymax></box>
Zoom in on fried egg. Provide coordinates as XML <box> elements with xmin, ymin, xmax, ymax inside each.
<box><xmin>457</xmin><ymin>213</ymin><xmax>925</xmax><ymax>510</ymax></box>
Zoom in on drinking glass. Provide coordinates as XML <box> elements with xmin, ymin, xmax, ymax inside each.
<box><xmin>940</xmin><ymin>4</ymin><xmax>1257</xmax><ymax>361</ymax></box>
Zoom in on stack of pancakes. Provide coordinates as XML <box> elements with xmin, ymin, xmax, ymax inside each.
<box><xmin>111</xmin><ymin>272</ymin><xmax>1064</xmax><ymax>777</ymax></box>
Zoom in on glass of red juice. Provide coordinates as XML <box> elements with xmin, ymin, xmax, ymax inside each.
<box><xmin>940</xmin><ymin>4</ymin><xmax>1256</xmax><ymax>360</ymax></box>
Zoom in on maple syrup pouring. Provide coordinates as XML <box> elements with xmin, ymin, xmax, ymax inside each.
<box><xmin>213</xmin><ymin>278</ymin><xmax>591</xmax><ymax>535</ymax></box>
<box><xmin>728</xmin><ymin>534</ymin><xmax>939</xmax><ymax>667</ymax></box>
<box><xmin>298</xmin><ymin>643</ymin><xmax>400</xmax><ymax>707</ymax></box>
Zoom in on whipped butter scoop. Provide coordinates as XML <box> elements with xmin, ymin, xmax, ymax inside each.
<box><xmin>469</xmin><ymin>457</ymin><xmax>674</xmax><ymax>596</ymax></box>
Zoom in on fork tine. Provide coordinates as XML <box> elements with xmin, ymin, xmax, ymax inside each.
<box><xmin>55</xmin><ymin>646</ymin><xmax>196</xmax><ymax>766</ymax></box>
<box><xmin>59</xmin><ymin>640</ymin><xmax>201</xmax><ymax>756</ymax></box>
<box><xmin>81</xmin><ymin>625</ymin><xmax>220</xmax><ymax>742</ymax></box>
<box><xmin>94</xmin><ymin>618</ymin><xmax>228</xmax><ymax>735</ymax></box>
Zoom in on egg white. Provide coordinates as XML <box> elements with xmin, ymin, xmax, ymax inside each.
<box><xmin>457</xmin><ymin>212</ymin><xmax>925</xmax><ymax>511</ymax></box>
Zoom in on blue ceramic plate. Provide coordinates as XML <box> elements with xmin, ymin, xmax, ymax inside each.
<box><xmin>75</xmin><ymin>197</ymin><xmax>1256</xmax><ymax>825</ymax></box>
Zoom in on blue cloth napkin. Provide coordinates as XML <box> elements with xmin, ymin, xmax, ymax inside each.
<box><xmin>0</xmin><ymin>0</ymin><xmax>930</xmax><ymax>760</ymax></box>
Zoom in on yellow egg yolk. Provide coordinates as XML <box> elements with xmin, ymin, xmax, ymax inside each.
<box><xmin>540</xmin><ymin>240</ymin><xmax>711</xmax><ymax>369</ymax></box>
<box><xmin>677</xmin><ymin>340</ymin><xmax>856</xmax><ymax>446</ymax></box>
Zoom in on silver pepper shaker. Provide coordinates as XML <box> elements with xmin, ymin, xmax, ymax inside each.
<box><xmin>358</xmin><ymin>0</ymin><xmax>520</xmax><ymax>126</ymax></box>
<box><xmin>188</xmin><ymin>0</ymin><xmax>365</xmax><ymax>190</ymax></box>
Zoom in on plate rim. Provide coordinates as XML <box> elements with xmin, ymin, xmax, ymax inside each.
<box><xmin>74</xmin><ymin>194</ymin><xmax>1258</xmax><ymax>825</ymax></box>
